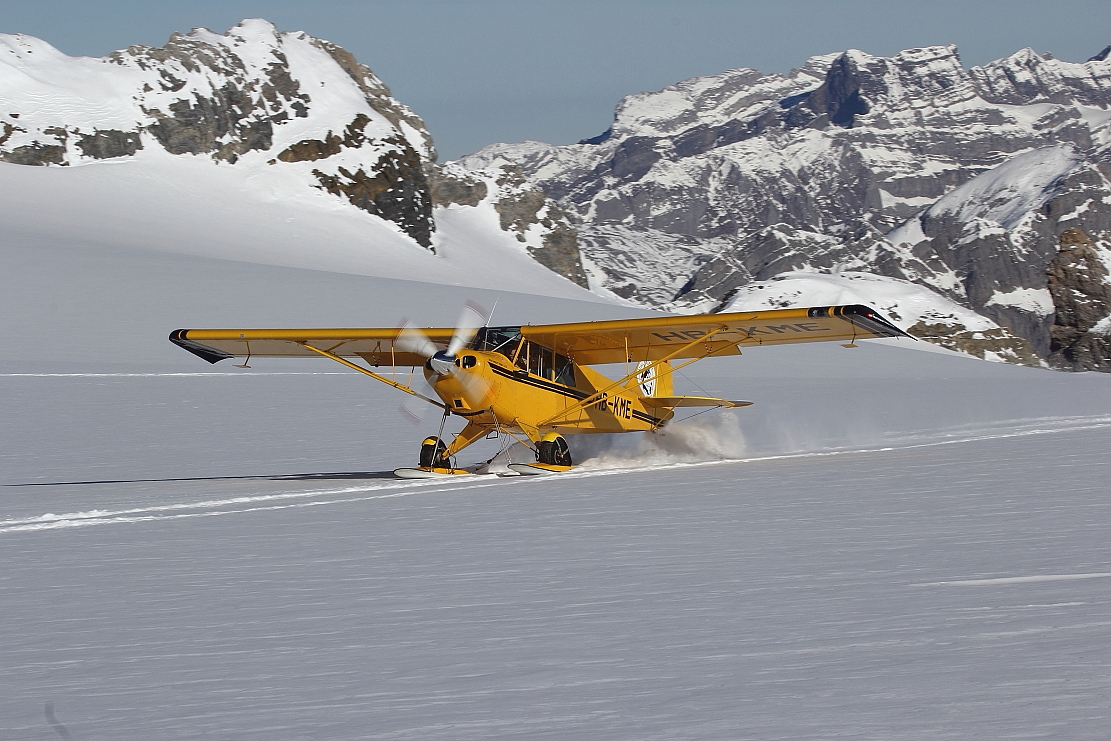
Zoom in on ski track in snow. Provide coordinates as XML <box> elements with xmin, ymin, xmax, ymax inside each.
<box><xmin>6</xmin><ymin>412</ymin><xmax>1109</xmax><ymax>535</ymax></box>
<box><xmin>919</xmin><ymin>573</ymin><xmax>1111</xmax><ymax>587</ymax></box>
<box><xmin>0</xmin><ymin>480</ymin><xmax>503</xmax><ymax>533</ymax></box>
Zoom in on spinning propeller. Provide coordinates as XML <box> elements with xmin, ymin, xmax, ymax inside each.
<box><xmin>396</xmin><ymin>302</ymin><xmax>491</xmax><ymax>422</ymax></box>
<box><xmin>397</xmin><ymin>301</ymin><xmax>488</xmax><ymax>374</ymax></box>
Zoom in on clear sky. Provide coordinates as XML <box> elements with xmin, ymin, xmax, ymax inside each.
<box><xmin>3</xmin><ymin>0</ymin><xmax>1110</xmax><ymax>159</ymax></box>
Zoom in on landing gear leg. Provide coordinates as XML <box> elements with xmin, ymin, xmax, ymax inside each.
<box><xmin>536</xmin><ymin>434</ymin><xmax>572</xmax><ymax>466</ymax></box>
<box><xmin>398</xmin><ymin>417</ymin><xmax>492</xmax><ymax>479</ymax></box>
<box><xmin>418</xmin><ymin>422</ymin><xmax>490</xmax><ymax>470</ymax></box>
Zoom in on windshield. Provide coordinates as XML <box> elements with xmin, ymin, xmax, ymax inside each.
<box><xmin>471</xmin><ymin>326</ymin><xmax>521</xmax><ymax>359</ymax></box>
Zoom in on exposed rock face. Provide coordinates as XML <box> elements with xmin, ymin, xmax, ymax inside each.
<box><xmin>575</xmin><ymin>224</ymin><xmax>717</xmax><ymax>305</ymax></box>
<box><xmin>905</xmin><ymin>323</ymin><xmax>1042</xmax><ymax>367</ymax></box>
<box><xmin>1</xmin><ymin>139</ymin><xmax>66</xmax><ymax>165</ymax></box>
<box><xmin>274</xmin><ymin>114</ymin><xmax>433</xmax><ymax>246</ymax></box>
<box><xmin>463</xmin><ymin>43</ymin><xmax>1111</xmax><ymax>369</ymax></box>
<box><xmin>805</xmin><ymin>52</ymin><xmax>872</xmax><ymax>127</ymax></box>
<box><xmin>0</xmin><ymin>20</ymin><xmax>588</xmax><ymax>278</ymax></box>
<box><xmin>490</xmin><ymin>167</ymin><xmax>588</xmax><ymax>288</ymax></box>
<box><xmin>312</xmin><ymin>135</ymin><xmax>433</xmax><ymax>248</ymax></box>
<box><xmin>75</xmin><ymin>129</ymin><xmax>143</xmax><ymax>159</ymax></box>
<box><xmin>531</xmin><ymin>219</ymin><xmax>588</xmax><ymax>289</ymax></box>
<box><xmin>275</xmin><ymin>114</ymin><xmax>371</xmax><ymax>163</ymax></box>
<box><xmin>427</xmin><ymin>165</ymin><xmax>488</xmax><ymax>208</ymax></box>
<box><xmin>1046</xmin><ymin>229</ymin><xmax>1111</xmax><ymax>371</ymax></box>
<box><xmin>492</xmin><ymin>167</ymin><xmax>550</xmax><ymax>236</ymax></box>
<box><xmin>431</xmin><ymin>163</ymin><xmax>588</xmax><ymax>287</ymax></box>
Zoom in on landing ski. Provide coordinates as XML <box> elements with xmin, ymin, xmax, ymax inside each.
<box><xmin>507</xmin><ymin>463</ymin><xmax>575</xmax><ymax>476</ymax></box>
<box><xmin>393</xmin><ymin>467</ymin><xmax>476</xmax><ymax>479</ymax></box>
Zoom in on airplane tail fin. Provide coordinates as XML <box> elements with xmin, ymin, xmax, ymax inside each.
<box><xmin>629</xmin><ymin>360</ymin><xmax>674</xmax><ymax>399</ymax></box>
<box><xmin>630</xmin><ymin>359</ymin><xmax>754</xmax><ymax>411</ymax></box>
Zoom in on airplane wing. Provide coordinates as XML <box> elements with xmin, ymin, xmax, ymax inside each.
<box><xmin>171</xmin><ymin>305</ymin><xmax>908</xmax><ymax>367</ymax></box>
<box><xmin>169</xmin><ymin>327</ymin><xmax>455</xmax><ymax>366</ymax></box>
<box><xmin>522</xmin><ymin>305</ymin><xmax>910</xmax><ymax>365</ymax></box>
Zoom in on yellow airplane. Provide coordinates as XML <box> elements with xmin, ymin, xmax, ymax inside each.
<box><xmin>169</xmin><ymin>304</ymin><xmax>909</xmax><ymax>477</ymax></box>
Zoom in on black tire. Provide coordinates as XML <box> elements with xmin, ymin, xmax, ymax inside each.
<box><xmin>537</xmin><ymin>436</ymin><xmax>572</xmax><ymax>466</ymax></box>
<box><xmin>419</xmin><ymin>436</ymin><xmax>448</xmax><ymax>468</ymax></box>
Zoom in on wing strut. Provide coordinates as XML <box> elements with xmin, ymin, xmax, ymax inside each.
<box><xmin>539</xmin><ymin>326</ymin><xmax>736</xmax><ymax>426</ymax></box>
<box><xmin>297</xmin><ymin>342</ymin><xmax>449</xmax><ymax>411</ymax></box>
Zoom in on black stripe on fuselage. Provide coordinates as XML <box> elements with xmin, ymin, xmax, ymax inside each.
<box><xmin>489</xmin><ymin>363</ymin><xmax>586</xmax><ymax>400</ymax></box>
<box><xmin>488</xmin><ymin>363</ymin><xmax>665</xmax><ymax>427</ymax></box>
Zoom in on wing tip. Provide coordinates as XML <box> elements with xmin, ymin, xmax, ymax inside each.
<box><xmin>808</xmin><ymin>305</ymin><xmax>912</xmax><ymax>339</ymax></box>
<box><xmin>168</xmin><ymin>329</ymin><xmax>234</xmax><ymax>364</ymax></box>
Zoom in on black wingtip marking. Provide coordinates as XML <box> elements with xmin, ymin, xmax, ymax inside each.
<box><xmin>808</xmin><ymin>305</ymin><xmax>912</xmax><ymax>339</ymax></box>
<box><xmin>168</xmin><ymin>329</ymin><xmax>234</xmax><ymax>364</ymax></box>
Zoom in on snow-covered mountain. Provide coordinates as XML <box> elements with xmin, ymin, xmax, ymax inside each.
<box><xmin>462</xmin><ymin>45</ymin><xmax>1111</xmax><ymax>371</ymax></box>
<box><xmin>5</xmin><ymin>22</ymin><xmax>1109</xmax><ymax>371</ymax></box>
<box><xmin>0</xmin><ymin>19</ymin><xmax>588</xmax><ymax>290</ymax></box>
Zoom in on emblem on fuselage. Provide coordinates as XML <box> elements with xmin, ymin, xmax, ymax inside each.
<box><xmin>635</xmin><ymin>360</ymin><xmax>656</xmax><ymax>397</ymax></box>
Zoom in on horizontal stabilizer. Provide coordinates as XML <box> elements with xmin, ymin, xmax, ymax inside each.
<box><xmin>640</xmin><ymin>396</ymin><xmax>753</xmax><ymax>409</ymax></box>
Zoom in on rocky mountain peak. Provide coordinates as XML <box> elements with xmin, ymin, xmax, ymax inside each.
<box><xmin>462</xmin><ymin>42</ymin><xmax>1111</xmax><ymax>370</ymax></box>
<box><xmin>1</xmin><ymin>20</ymin><xmax>439</xmax><ymax>245</ymax></box>
<box><xmin>805</xmin><ymin>51</ymin><xmax>873</xmax><ymax>127</ymax></box>
<box><xmin>0</xmin><ymin>20</ymin><xmax>590</xmax><ymax>284</ymax></box>
<box><xmin>971</xmin><ymin>46</ymin><xmax>1111</xmax><ymax>107</ymax></box>
<box><xmin>798</xmin><ymin>45</ymin><xmax>983</xmax><ymax>126</ymax></box>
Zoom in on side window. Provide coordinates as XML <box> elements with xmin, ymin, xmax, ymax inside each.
<box><xmin>529</xmin><ymin>344</ymin><xmax>553</xmax><ymax>379</ymax></box>
<box><xmin>554</xmin><ymin>354</ymin><xmax>575</xmax><ymax>386</ymax></box>
<box><xmin>514</xmin><ymin>341</ymin><xmax>574</xmax><ymax>385</ymax></box>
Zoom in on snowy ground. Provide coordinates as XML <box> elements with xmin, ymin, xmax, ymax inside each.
<box><xmin>4</xmin><ymin>215</ymin><xmax>1111</xmax><ymax>738</ymax></box>
<box><xmin>0</xmin><ymin>155</ymin><xmax>604</xmax><ymax>308</ymax></box>
<box><xmin>4</xmin><ymin>341</ymin><xmax>1111</xmax><ymax>739</ymax></box>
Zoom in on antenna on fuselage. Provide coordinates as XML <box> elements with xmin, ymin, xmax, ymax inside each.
<box><xmin>487</xmin><ymin>298</ymin><xmax>499</xmax><ymax>331</ymax></box>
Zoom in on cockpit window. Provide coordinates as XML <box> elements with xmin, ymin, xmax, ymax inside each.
<box><xmin>471</xmin><ymin>326</ymin><xmax>521</xmax><ymax>359</ymax></box>
<box><xmin>471</xmin><ymin>327</ymin><xmax>574</xmax><ymax>386</ymax></box>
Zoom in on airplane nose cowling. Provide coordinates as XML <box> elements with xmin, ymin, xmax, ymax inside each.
<box><xmin>428</xmin><ymin>354</ymin><xmax>496</xmax><ymax>412</ymax></box>
<box><xmin>428</xmin><ymin>351</ymin><xmax>455</xmax><ymax>376</ymax></box>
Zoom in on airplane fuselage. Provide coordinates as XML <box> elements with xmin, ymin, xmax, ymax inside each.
<box><xmin>426</xmin><ymin>349</ymin><xmax>671</xmax><ymax>440</ymax></box>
